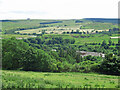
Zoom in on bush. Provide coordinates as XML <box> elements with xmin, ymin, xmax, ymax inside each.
<box><xmin>92</xmin><ymin>53</ymin><xmax>120</xmax><ymax>75</ymax></box>
<box><xmin>2</xmin><ymin>37</ymin><xmax>58</xmax><ymax>72</ymax></box>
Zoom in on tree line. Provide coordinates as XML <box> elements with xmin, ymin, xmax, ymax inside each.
<box><xmin>2</xmin><ymin>37</ymin><xmax>120</xmax><ymax>75</ymax></box>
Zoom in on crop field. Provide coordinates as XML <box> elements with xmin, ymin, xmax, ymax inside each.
<box><xmin>2</xmin><ymin>19</ymin><xmax>118</xmax><ymax>34</ymax></box>
<box><xmin>14</xmin><ymin>22</ymin><xmax>114</xmax><ymax>35</ymax></box>
<box><xmin>15</xmin><ymin>26</ymin><xmax>110</xmax><ymax>35</ymax></box>
<box><xmin>15</xmin><ymin>27</ymin><xmax>97</xmax><ymax>34</ymax></box>
<box><xmin>2</xmin><ymin>70</ymin><xmax>119</xmax><ymax>88</ymax></box>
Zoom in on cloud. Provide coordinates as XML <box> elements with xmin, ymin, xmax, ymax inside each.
<box><xmin>10</xmin><ymin>11</ymin><xmax>47</xmax><ymax>15</ymax></box>
<box><xmin>0</xmin><ymin>0</ymin><xmax>2</xmax><ymax>5</ymax></box>
<box><xmin>0</xmin><ymin>0</ymin><xmax>119</xmax><ymax>19</ymax></box>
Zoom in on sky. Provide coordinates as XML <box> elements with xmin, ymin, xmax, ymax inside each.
<box><xmin>0</xmin><ymin>0</ymin><xmax>119</xmax><ymax>20</ymax></box>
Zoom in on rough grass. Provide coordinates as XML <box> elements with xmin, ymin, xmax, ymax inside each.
<box><xmin>2</xmin><ymin>70</ymin><xmax>119</xmax><ymax>88</ymax></box>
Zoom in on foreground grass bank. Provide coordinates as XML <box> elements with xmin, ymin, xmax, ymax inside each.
<box><xmin>2</xmin><ymin>70</ymin><xmax>119</xmax><ymax>88</ymax></box>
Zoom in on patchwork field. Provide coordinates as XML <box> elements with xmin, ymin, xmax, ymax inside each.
<box><xmin>1</xmin><ymin>34</ymin><xmax>36</xmax><ymax>39</ymax></box>
<box><xmin>2</xmin><ymin>70</ymin><xmax>119</xmax><ymax>88</ymax></box>
<box><xmin>1</xmin><ymin>19</ymin><xmax>119</xmax><ymax>89</ymax></box>
<box><xmin>2</xmin><ymin>19</ymin><xmax>118</xmax><ymax>34</ymax></box>
<box><xmin>15</xmin><ymin>27</ymin><xmax>109</xmax><ymax>34</ymax></box>
<box><xmin>42</xmin><ymin>34</ymin><xmax>118</xmax><ymax>45</ymax></box>
<box><xmin>14</xmin><ymin>23</ymin><xmax>111</xmax><ymax>35</ymax></box>
<box><xmin>1</xmin><ymin>33</ymin><xmax>118</xmax><ymax>45</ymax></box>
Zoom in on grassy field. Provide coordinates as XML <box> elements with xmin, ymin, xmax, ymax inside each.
<box><xmin>15</xmin><ymin>27</ymin><xmax>107</xmax><ymax>34</ymax></box>
<box><xmin>42</xmin><ymin>34</ymin><xmax>118</xmax><ymax>45</ymax></box>
<box><xmin>80</xmin><ymin>22</ymin><xmax>117</xmax><ymax>30</ymax></box>
<box><xmin>1</xmin><ymin>33</ymin><xmax>118</xmax><ymax>45</ymax></box>
<box><xmin>2</xmin><ymin>19</ymin><xmax>118</xmax><ymax>34</ymax></box>
<box><xmin>1</xmin><ymin>34</ymin><xmax>28</xmax><ymax>38</ymax></box>
<box><xmin>2</xmin><ymin>70</ymin><xmax>118</xmax><ymax>88</ymax></box>
<box><xmin>1</xmin><ymin>34</ymin><xmax>35</xmax><ymax>39</ymax></box>
<box><xmin>2</xmin><ymin>20</ymin><xmax>58</xmax><ymax>31</ymax></box>
<box><xmin>1</xmin><ymin>19</ymin><xmax>119</xmax><ymax>89</ymax></box>
<box><xmin>14</xmin><ymin>21</ymin><xmax>117</xmax><ymax>35</ymax></box>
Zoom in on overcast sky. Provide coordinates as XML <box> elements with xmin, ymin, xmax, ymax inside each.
<box><xmin>0</xmin><ymin>0</ymin><xmax>119</xmax><ymax>19</ymax></box>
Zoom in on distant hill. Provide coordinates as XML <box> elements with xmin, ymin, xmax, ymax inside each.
<box><xmin>84</xmin><ymin>18</ymin><xmax>119</xmax><ymax>24</ymax></box>
<box><xmin>40</xmin><ymin>21</ymin><xmax>62</xmax><ymax>24</ymax></box>
<box><xmin>0</xmin><ymin>20</ymin><xmax>17</xmax><ymax>22</ymax></box>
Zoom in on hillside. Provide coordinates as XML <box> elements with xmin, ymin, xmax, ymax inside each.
<box><xmin>2</xmin><ymin>70</ymin><xmax>119</xmax><ymax>88</ymax></box>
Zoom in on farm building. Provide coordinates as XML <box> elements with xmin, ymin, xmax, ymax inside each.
<box><xmin>29</xmin><ymin>35</ymin><xmax>37</xmax><ymax>38</ymax></box>
<box><xmin>16</xmin><ymin>37</ymin><xmax>23</xmax><ymax>39</ymax></box>
<box><xmin>51</xmin><ymin>49</ymin><xmax>57</xmax><ymax>51</ymax></box>
<box><xmin>76</xmin><ymin>51</ymin><xmax>105</xmax><ymax>58</ymax></box>
<box><xmin>110</xmin><ymin>37</ymin><xmax>120</xmax><ymax>39</ymax></box>
<box><xmin>0</xmin><ymin>37</ymin><xmax>3</xmax><ymax>39</ymax></box>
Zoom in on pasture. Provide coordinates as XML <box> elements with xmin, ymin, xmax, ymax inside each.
<box><xmin>2</xmin><ymin>70</ymin><xmax>119</xmax><ymax>88</ymax></box>
<box><xmin>42</xmin><ymin>34</ymin><xmax>118</xmax><ymax>45</ymax></box>
<box><xmin>2</xmin><ymin>19</ymin><xmax>118</xmax><ymax>34</ymax></box>
<box><xmin>15</xmin><ymin>26</ymin><xmax>96</xmax><ymax>34</ymax></box>
<box><xmin>1</xmin><ymin>34</ymin><xmax>33</xmax><ymax>39</ymax></box>
<box><xmin>1</xmin><ymin>33</ymin><xmax>118</xmax><ymax>45</ymax></box>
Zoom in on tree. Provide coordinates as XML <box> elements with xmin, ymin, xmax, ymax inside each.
<box><xmin>83</xmin><ymin>32</ymin><xmax>86</xmax><ymax>34</ymax></box>
<box><xmin>71</xmin><ymin>39</ymin><xmax>75</xmax><ymax>44</ymax></box>
<box><xmin>2</xmin><ymin>37</ymin><xmax>58</xmax><ymax>72</ymax></box>
<box><xmin>87</xmin><ymin>31</ymin><xmax>89</xmax><ymax>34</ymax></box>
<box><xmin>101</xmin><ymin>40</ymin><xmax>109</xmax><ymax>49</ymax></box>
<box><xmin>108</xmin><ymin>39</ymin><xmax>112</xmax><ymax>46</ymax></box>
<box><xmin>42</xmin><ymin>30</ymin><xmax>45</xmax><ymax>34</ymax></box>
<box><xmin>75</xmin><ymin>53</ymin><xmax>82</xmax><ymax>63</ymax></box>
<box><xmin>22</xmin><ymin>48</ymin><xmax>58</xmax><ymax>72</ymax></box>
<box><xmin>59</xmin><ymin>49</ymin><xmax>65</xmax><ymax>57</ymax></box>
<box><xmin>71</xmin><ymin>30</ymin><xmax>74</xmax><ymax>34</ymax></box>
<box><xmin>56</xmin><ymin>62</ymin><xmax>64</xmax><ymax>72</ymax></box>
<box><xmin>50</xmin><ymin>32</ymin><xmax>54</xmax><ymax>34</ymax></box>
<box><xmin>2</xmin><ymin>37</ymin><xmax>30</xmax><ymax>70</ymax></box>
<box><xmin>76</xmin><ymin>30</ymin><xmax>79</xmax><ymax>33</ymax></box>
<box><xmin>79</xmin><ymin>32</ymin><xmax>82</xmax><ymax>34</ymax></box>
<box><xmin>62</xmin><ymin>32</ymin><xmax>66</xmax><ymax>34</ymax></box>
<box><xmin>96</xmin><ymin>31</ymin><xmax>98</xmax><ymax>33</ymax></box>
<box><xmin>32</xmin><ymin>33</ymin><xmax>36</xmax><ymax>35</ymax></box>
<box><xmin>98</xmin><ymin>53</ymin><xmax>120</xmax><ymax>75</ymax></box>
<box><xmin>101</xmin><ymin>40</ymin><xmax>107</xmax><ymax>46</ymax></box>
<box><xmin>62</xmin><ymin>61</ymin><xmax>72</xmax><ymax>72</ymax></box>
<box><xmin>67</xmin><ymin>32</ymin><xmax>69</xmax><ymax>34</ymax></box>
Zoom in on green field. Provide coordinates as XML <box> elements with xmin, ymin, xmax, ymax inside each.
<box><xmin>2</xmin><ymin>19</ymin><xmax>118</xmax><ymax>34</ymax></box>
<box><xmin>42</xmin><ymin>34</ymin><xmax>118</xmax><ymax>45</ymax></box>
<box><xmin>2</xmin><ymin>70</ymin><xmax>118</xmax><ymax>88</ymax></box>
<box><xmin>1</xmin><ymin>33</ymin><xmax>118</xmax><ymax>45</ymax></box>
<box><xmin>2</xmin><ymin>19</ymin><xmax>119</xmax><ymax>89</ymax></box>
<box><xmin>1</xmin><ymin>34</ymin><xmax>37</xmax><ymax>39</ymax></box>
